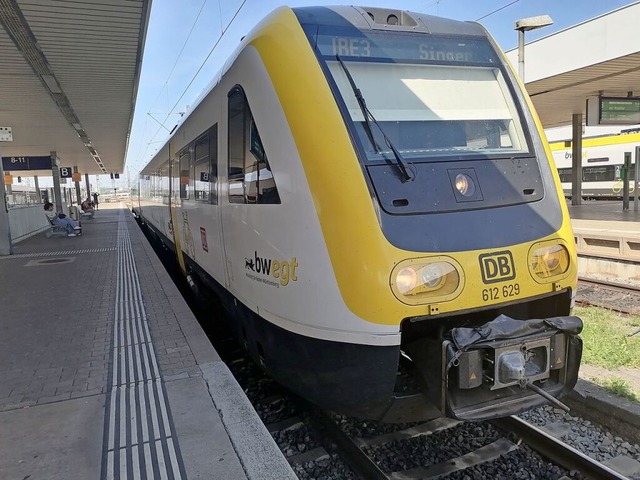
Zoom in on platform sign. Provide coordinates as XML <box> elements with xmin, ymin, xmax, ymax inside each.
<box><xmin>59</xmin><ymin>166</ymin><xmax>73</xmax><ymax>178</ymax></box>
<box><xmin>587</xmin><ymin>96</ymin><xmax>640</xmax><ymax>126</ymax></box>
<box><xmin>2</xmin><ymin>156</ymin><xmax>52</xmax><ymax>171</ymax></box>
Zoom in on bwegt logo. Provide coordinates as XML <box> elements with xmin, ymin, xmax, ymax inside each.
<box><xmin>245</xmin><ymin>251</ymin><xmax>299</xmax><ymax>286</ymax></box>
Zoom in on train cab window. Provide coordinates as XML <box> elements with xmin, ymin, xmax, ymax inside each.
<box><xmin>179</xmin><ymin>149</ymin><xmax>191</xmax><ymax>200</ymax></box>
<box><xmin>193</xmin><ymin>126</ymin><xmax>218</xmax><ymax>204</ymax></box>
<box><xmin>227</xmin><ymin>86</ymin><xmax>280</xmax><ymax>205</ymax></box>
<box><xmin>318</xmin><ymin>33</ymin><xmax>529</xmax><ymax>161</ymax></box>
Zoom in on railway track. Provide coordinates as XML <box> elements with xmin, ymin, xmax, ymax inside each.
<box><xmin>577</xmin><ymin>277</ymin><xmax>640</xmax><ymax>315</ymax></box>
<box><xmin>293</xmin><ymin>408</ymin><xmax>630</xmax><ymax>480</ymax></box>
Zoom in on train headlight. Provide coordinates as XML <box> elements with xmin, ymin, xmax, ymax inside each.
<box><xmin>396</xmin><ymin>267</ymin><xmax>418</xmax><ymax>294</ymax></box>
<box><xmin>455</xmin><ymin>173</ymin><xmax>476</xmax><ymax>197</ymax></box>
<box><xmin>391</xmin><ymin>258</ymin><xmax>464</xmax><ymax>305</ymax></box>
<box><xmin>421</xmin><ymin>263</ymin><xmax>447</xmax><ymax>289</ymax></box>
<box><xmin>529</xmin><ymin>243</ymin><xmax>570</xmax><ymax>281</ymax></box>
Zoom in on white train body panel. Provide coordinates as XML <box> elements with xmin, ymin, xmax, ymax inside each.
<box><xmin>217</xmin><ymin>48</ymin><xmax>400</xmax><ymax>344</ymax></box>
<box><xmin>140</xmin><ymin>46</ymin><xmax>400</xmax><ymax>346</ymax></box>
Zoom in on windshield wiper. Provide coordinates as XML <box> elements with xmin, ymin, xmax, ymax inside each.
<box><xmin>336</xmin><ymin>55</ymin><xmax>415</xmax><ymax>182</ymax></box>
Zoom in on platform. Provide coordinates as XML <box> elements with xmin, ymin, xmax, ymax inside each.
<box><xmin>567</xmin><ymin>200</ymin><xmax>640</xmax><ymax>268</ymax></box>
<box><xmin>0</xmin><ymin>206</ymin><xmax>296</xmax><ymax>480</ymax></box>
<box><xmin>568</xmin><ymin>199</ymin><xmax>640</xmax><ymax>225</ymax></box>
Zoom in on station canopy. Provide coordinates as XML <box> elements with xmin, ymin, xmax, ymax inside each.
<box><xmin>0</xmin><ymin>0</ymin><xmax>150</xmax><ymax>176</ymax></box>
<box><xmin>505</xmin><ymin>1</ymin><xmax>640</xmax><ymax>129</ymax></box>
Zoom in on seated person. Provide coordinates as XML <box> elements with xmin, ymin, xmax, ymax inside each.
<box><xmin>80</xmin><ymin>198</ymin><xmax>95</xmax><ymax>218</ymax></box>
<box><xmin>44</xmin><ymin>202</ymin><xmax>81</xmax><ymax>237</ymax></box>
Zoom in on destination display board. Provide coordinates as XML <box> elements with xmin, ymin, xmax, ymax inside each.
<box><xmin>313</xmin><ymin>29</ymin><xmax>498</xmax><ymax>65</ymax></box>
<box><xmin>587</xmin><ymin>96</ymin><xmax>640</xmax><ymax>125</ymax></box>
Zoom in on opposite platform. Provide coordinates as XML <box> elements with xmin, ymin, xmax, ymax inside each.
<box><xmin>0</xmin><ymin>206</ymin><xmax>296</xmax><ymax>480</ymax></box>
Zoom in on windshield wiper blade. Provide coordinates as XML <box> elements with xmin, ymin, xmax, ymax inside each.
<box><xmin>335</xmin><ymin>56</ymin><xmax>415</xmax><ymax>182</ymax></box>
<box><xmin>336</xmin><ymin>56</ymin><xmax>379</xmax><ymax>153</ymax></box>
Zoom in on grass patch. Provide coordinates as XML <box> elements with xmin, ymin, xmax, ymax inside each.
<box><xmin>591</xmin><ymin>377</ymin><xmax>639</xmax><ymax>402</ymax></box>
<box><xmin>574</xmin><ymin>306</ymin><xmax>640</xmax><ymax>369</ymax></box>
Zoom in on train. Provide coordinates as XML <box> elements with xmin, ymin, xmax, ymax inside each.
<box><xmin>550</xmin><ymin>129</ymin><xmax>640</xmax><ymax>198</ymax></box>
<box><xmin>134</xmin><ymin>5</ymin><xmax>583</xmax><ymax>422</ymax></box>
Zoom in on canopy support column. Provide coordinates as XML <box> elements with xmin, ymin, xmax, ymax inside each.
<box><xmin>51</xmin><ymin>151</ymin><xmax>63</xmax><ymax>213</ymax></box>
<box><xmin>0</xmin><ymin>147</ymin><xmax>13</xmax><ymax>255</ymax></box>
<box><xmin>570</xmin><ymin>114</ymin><xmax>582</xmax><ymax>206</ymax></box>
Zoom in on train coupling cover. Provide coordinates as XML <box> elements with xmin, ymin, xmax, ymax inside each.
<box><xmin>413</xmin><ymin>314</ymin><xmax>583</xmax><ymax>421</ymax></box>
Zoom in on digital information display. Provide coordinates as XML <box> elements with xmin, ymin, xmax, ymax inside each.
<box><xmin>313</xmin><ymin>29</ymin><xmax>497</xmax><ymax>65</ymax></box>
<box><xmin>587</xmin><ymin>96</ymin><xmax>640</xmax><ymax>126</ymax></box>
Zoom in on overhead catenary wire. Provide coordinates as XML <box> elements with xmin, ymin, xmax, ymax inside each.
<box><xmin>129</xmin><ymin>0</ymin><xmax>208</xmax><ymax>173</ymax></box>
<box><xmin>475</xmin><ymin>0</ymin><xmax>520</xmax><ymax>21</ymax></box>
<box><xmin>139</xmin><ymin>0</ymin><xmax>249</xmax><ymax>170</ymax></box>
<box><xmin>147</xmin><ymin>0</ymin><xmax>209</xmax><ymax>116</ymax></box>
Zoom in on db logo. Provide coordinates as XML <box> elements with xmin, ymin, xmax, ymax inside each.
<box><xmin>479</xmin><ymin>251</ymin><xmax>515</xmax><ymax>284</ymax></box>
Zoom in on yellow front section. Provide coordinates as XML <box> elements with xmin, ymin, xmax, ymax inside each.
<box><xmin>249</xmin><ymin>8</ymin><xmax>578</xmax><ymax>326</ymax></box>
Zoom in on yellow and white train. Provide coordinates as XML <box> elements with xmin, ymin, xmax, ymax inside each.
<box><xmin>135</xmin><ymin>6</ymin><xmax>583</xmax><ymax>422</ymax></box>
<box><xmin>550</xmin><ymin>130</ymin><xmax>640</xmax><ymax>198</ymax></box>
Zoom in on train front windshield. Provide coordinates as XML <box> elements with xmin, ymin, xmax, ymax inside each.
<box><xmin>316</xmin><ymin>31</ymin><xmax>530</xmax><ymax>161</ymax></box>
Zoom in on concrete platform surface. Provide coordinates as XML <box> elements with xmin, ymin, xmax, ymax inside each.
<box><xmin>0</xmin><ymin>205</ymin><xmax>296</xmax><ymax>480</ymax></box>
<box><xmin>568</xmin><ymin>199</ymin><xmax>640</xmax><ymax>227</ymax></box>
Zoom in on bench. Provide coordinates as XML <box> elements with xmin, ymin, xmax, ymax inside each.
<box><xmin>46</xmin><ymin>218</ymin><xmax>69</xmax><ymax>238</ymax></box>
<box><xmin>73</xmin><ymin>205</ymin><xmax>93</xmax><ymax>220</ymax></box>
<box><xmin>45</xmin><ymin>216</ymin><xmax>82</xmax><ymax>238</ymax></box>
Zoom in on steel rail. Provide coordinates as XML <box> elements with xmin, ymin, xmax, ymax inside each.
<box><xmin>493</xmin><ymin>416</ymin><xmax>630</xmax><ymax>480</ymax></box>
<box><xmin>306</xmin><ymin>409</ymin><xmax>390</xmax><ymax>480</ymax></box>
<box><xmin>579</xmin><ymin>276</ymin><xmax>640</xmax><ymax>293</ymax></box>
<box><xmin>577</xmin><ymin>278</ymin><xmax>640</xmax><ymax>317</ymax></box>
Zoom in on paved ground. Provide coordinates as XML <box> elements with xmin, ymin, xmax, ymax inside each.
<box><xmin>567</xmin><ymin>199</ymin><xmax>640</xmax><ymax>222</ymax></box>
<box><xmin>0</xmin><ymin>205</ymin><xmax>295</xmax><ymax>480</ymax></box>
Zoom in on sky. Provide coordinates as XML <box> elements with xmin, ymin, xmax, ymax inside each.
<box><xmin>122</xmin><ymin>0</ymin><xmax>638</xmax><ymax>182</ymax></box>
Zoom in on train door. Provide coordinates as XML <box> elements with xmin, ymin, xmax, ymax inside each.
<box><xmin>189</xmin><ymin>126</ymin><xmax>227</xmax><ymax>287</ymax></box>
<box><xmin>168</xmin><ymin>151</ymin><xmax>188</xmax><ymax>275</ymax></box>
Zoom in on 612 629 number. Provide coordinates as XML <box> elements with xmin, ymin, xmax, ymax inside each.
<box><xmin>482</xmin><ymin>283</ymin><xmax>520</xmax><ymax>302</ymax></box>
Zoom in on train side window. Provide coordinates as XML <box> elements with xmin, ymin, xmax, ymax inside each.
<box><xmin>187</xmin><ymin>125</ymin><xmax>219</xmax><ymax>204</ymax></box>
<box><xmin>194</xmin><ymin>133</ymin><xmax>211</xmax><ymax>203</ymax></box>
<box><xmin>209</xmin><ymin>125</ymin><xmax>218</xmax><ymax>204</ymax></box>
<box><xmin>557</xmin><ymin>168</ymin><xmax>572</xmax><ymax>183</ymax></box>
<box><xmin>582</xmin><ymin>166</ymin><xmax>614</xmax><ymax>182</ymax></box>
<box><xmin>159</xmin><ymin>161</ymin><xmax>170</xmax><ymax>205</ymax></box>
<box><xmin>228</xmin><ymin>88</ymin><xmax>246</xmax><ymax>204</ymax></box>
<box><xmin>227</xmin><ymin>86</ymin><xmax>280</xmax><ymax>205</ymax></box>
<box><xmin>179</xmin><ymin>149</ymin><xmax>191</xmax><ymax>200</ymax></box>
<box><xmin>248</xmin><ymin>120</ymin><xmax>280</xmax><ymax>204</ymax></box>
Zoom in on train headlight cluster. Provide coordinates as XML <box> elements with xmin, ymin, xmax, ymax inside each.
<box><xmin>528</xmin><ymin>242</ymin><xmax>570</xmax><ymax>281</ymax></box>
<box><xmin>391</xmin><ymin>258</ymin><xmax>463</xmax><ymax>304</ymax></box>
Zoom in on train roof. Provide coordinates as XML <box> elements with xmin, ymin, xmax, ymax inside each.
<box><xmin>139</xmin><ymin>5</ymin><xmax>491</xmax><ymax>175</ymax></box>
<box><xmin>292</xmin><ymin>6</ymin><xmax>487</xmax><ymax>37</ymax></box>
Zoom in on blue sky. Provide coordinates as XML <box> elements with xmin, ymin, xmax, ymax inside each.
<box><xmin>123</xmin><ymin>0</ymin><xmax>637</xmax><ymax>178</ymax></box>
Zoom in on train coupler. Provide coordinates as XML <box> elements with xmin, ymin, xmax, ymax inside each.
<box><xmin>444</xmin><ymin>314</ymin><xmax>582</xmax><ymax>421</ymax></box>
<box><xmin>408</xmin><ymin>314</ymin><xmax>583</xmax><ymax>421</ymax></box>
